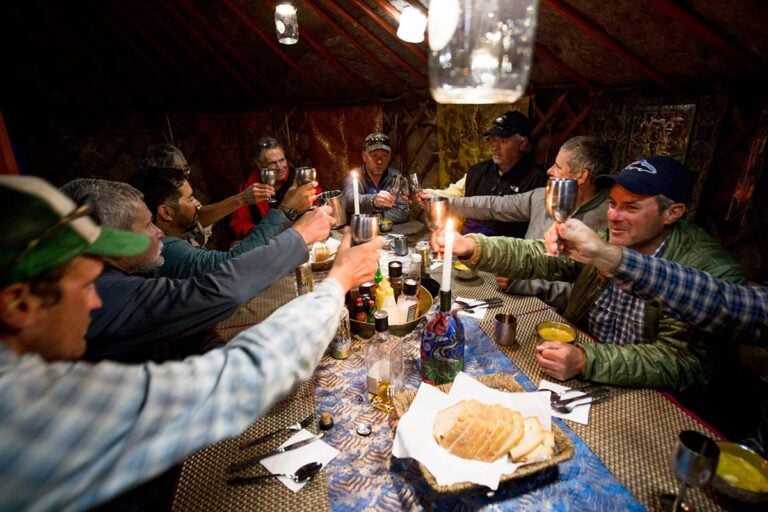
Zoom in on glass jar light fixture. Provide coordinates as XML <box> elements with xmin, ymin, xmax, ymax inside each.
<box><xmin>275</xmin><ymin>1</ymin><xmax>299</xmax><ymax>45</ymax></box>
<box><xmin>397</xmin><ymin>6</ymin><xmax>427</xmax><ymax>44</ymax></box>
<box><xmin>428</xmin><ymin>0</ymin><xmax>540</xmax><ymax>104</ymax></box>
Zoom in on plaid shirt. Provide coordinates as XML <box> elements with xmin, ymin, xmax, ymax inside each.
<box><xmin>587</xmin><ymin>241</ymin><xmax>668</xmax><ymax>346</ymax></box>
<box><xmin>0</xmin><ymin>279</ymin><xmax>344</xmax><ymax>512</ymax></box>
<box><xmin>612</xmin><ymin>248</ymin><xmax>767</xmax><ymax>340</ymax></box>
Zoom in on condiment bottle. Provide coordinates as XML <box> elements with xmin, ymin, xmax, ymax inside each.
<box><xmin>388</xmin><ymin>261</ymin><xmax>404</xmax><ymax>301</ymax></box>
<box><xmin>330</xmin><ymin>307</ymin><xmax>351</xmax><ymax>359</ymax></box>
<box><xmin>407</xmin><ymin>253</ymin><xmax>422</xmax><ymax>292</ymax></box>
<box><xmin>354</xmin><ymin>297</ymin><xmax>368</xmax><ymax>322</ymax></box>
<box><xmin>365</xmin><ymin>311</ymin><xmax>403</xmax><ymax>413</ymax></box>
<box><xmin>397</xmin><ymin>279</ymin><xmax>420</xmax><ymax>323</ymax></box>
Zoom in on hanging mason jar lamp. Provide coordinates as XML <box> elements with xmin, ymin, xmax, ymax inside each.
<box><xmin>427</xmin><ymin>0</ymin><xmax>540</xmax><ymax>104</ymax></box>
<box><xmin>275</xmin><ymin>2</ymin><xmax>299</xmax><ymax>45</ymax></box>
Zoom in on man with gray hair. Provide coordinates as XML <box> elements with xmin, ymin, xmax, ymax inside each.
<box><xmin>0</xmin><ymin>174</ymin><xmax>382</xmax><ymax>511</ymax></box>
<box><xmin>446</xmin><ymin>135</ymin><xmax>613</xmax><ymax>308</ymax></box>
<box><xmin>61</xmin><ymin>178</ymin><xmax>335</xmax><ymax>362</ymax></box>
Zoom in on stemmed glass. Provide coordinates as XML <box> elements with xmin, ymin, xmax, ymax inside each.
<box><xmin>408</xmin><ymin>173</ymin><xmax>421</xmax><ymax>202</ymax></box>
<box><xmin>387</xmin><ymin>175</ymin><xmax>408</xmax><ymax>200</ymax></box>
<box><xmin>545</xmin><ymin>178</ymin><xmax>578</xmax><ymax>255</ymax></box>
<box><xmin>261</xmin><ymin>168</ymin><xmax>279</xmax><ymax>204</ymax></box>
<box><xmin>295</xmin><ymin>166</ymin><xmax>316</xmax><ymax>186</ymax></box>
<box><xmin>660</xmin><ymin>430</ymin><xmax>720</xmax><ymax>512</ymax></box>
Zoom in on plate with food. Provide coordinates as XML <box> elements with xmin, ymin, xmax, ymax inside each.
<box><xmin>310</xmin><ymin>237</ymin><xmax>340</xmax><ymax>271</ymax></box>
<box><xmin>392</xmin><ymin>372</ymin><xmax>574</xmax><ymax>492</ymax></box>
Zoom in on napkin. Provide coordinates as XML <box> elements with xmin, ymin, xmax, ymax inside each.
<box><xmin>454</xmin><ymin>296</ymin><xmax>488</xmax><ymax>320</ymax></box>
<box><xmin>538</xmin><ymin>379</ymin><xmax>592</xmax><ymax>425</ymax></box>
<box><xmin>392</xmin><ymin>372</ymin><xmax>551</xmax><ymax>490</ymax></box>
<box><xmin>259</xmin><ymin>429</ymin><xmax>339</xmax><ymax>492</ymax></box>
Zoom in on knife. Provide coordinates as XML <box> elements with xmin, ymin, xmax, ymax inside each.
<box><xmin>226</xmin><ymin>433</ymin><xmax>324</xmax><ymax>474</ymax></box>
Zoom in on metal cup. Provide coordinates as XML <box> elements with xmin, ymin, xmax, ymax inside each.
<box><xmin>425</xmin><ymin>196</ymin><xmax>448</xmax><ymax>231</ymax></box>
<box><xmin>295</xmin><ymin>166</ymin><xmax>316</xmax><ymax>186</ymax></box>
<box><xmin>350</xmin><ymin>214</ymin><xmax>380</xmax><ymax>246</ymax></box>
<box><xmin>317</xmin><ymin>190</ymin><xmax>347</xmax><ymax>228</ymax></box>
<box><xmin>391</xmin><ymin>234</ymin><xmax>408</xmax><ymax>256</ymax></box>
<box><xmin>493</xmin><ymin>313</ymin><xmax>518</xmax><ymax>347</ymax></box>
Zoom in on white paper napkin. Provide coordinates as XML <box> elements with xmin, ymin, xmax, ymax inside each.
<box><xmin>392</xmin><ymin>372</ymin><xmax>551</xmax><ymax>490</ymax></box>
<box><xmin>259</xmin><ymin>429</ymin><xmax>339</xmax><ymax>492</ymax></box>
<box><xmin>538</xmin><ymin>379</ymin><xmax>593</xmax><ymax>425</ymax></box>
<box><xmin>454</xmin><ymin>296</ymin><xmax>488</xmax><ymax>320</ymax></box>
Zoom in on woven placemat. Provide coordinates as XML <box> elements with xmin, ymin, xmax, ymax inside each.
<box><xmin>392</xmin><ymin>372</ymin><xmax>575</xmax><ymax>493</ymax></box>
<box><xmin>476</xmin><ymin>307</ymin><xmax>729</xmax><ymax>511</ymax></box>
<box><xmin>172</xmin><ymin>379</ymin><xmax>330</xmax><ymax>512</ymax></box>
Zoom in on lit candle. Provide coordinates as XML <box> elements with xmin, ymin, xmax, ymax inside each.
<box><xmin>352</xmin><ymin>170</ymin><xmax>360</xmax><ymax>215</ymax></box>
<box><xmin>441</xmin><ymin>218</ymin><xmax>454</xmax><ymax>292</ymax></box>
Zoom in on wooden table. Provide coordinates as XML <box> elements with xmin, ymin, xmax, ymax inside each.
<box><xmin>172</xmin><ymin>254</ymin><xmax>732</xmax><ymax>511</ymax></box>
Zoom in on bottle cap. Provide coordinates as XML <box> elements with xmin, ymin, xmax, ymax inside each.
<box><xmin>319</xmin><ymin>411</ymin><xmax>334</xmax><ymax>430</ymax></box>
<box><xmin>374</xmin><ymin>310</ymin><xmax>389</xmax><ymax>332</ymax></box>
<box><xmin>403</xmin><ymin>280</ymin><xmax>418</xmax><ymax>296</ymax></box>
<box><xmin>359</xmin><ymin>281</ymin><xmax>374</xmax><ymax>297</ymax></box>
<box><xmin>388</xmin><ymin>261</ymin><xmax>402</xmax><ymax>277</ymax></box>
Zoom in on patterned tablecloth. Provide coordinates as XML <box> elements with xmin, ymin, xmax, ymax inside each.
<box><xmin>173</xmin><ymin>266</ymin><xmax>731</xmax><ymax>512</ymax></box>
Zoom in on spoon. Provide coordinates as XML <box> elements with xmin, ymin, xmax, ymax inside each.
<box><xmin>455</xmin><ymin>297</ymin><xmax>503</xmax><ymax>313</ymax></box>
<box><xmin>226</xmin><ymin>461</ymin><xmax>323</xmax><ymax>486</ymax></box>
<box><xmin>552</xmin><ymin>388</ymin><xmax>610</xmax><ymax>408</ymax></box>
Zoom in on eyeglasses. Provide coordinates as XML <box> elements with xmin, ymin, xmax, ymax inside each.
<box><xmin>12</xmin><ymin>201</ymin><xmax>95</xmax><ymax>268</ymax></box>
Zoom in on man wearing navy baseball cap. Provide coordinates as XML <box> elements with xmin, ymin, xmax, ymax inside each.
<box><xmin>420</xmin><ymin>110</ymin><xmax>547</xmax><ymax>237</ymax></box>
<box><xmin>432</xmin><ymin>155</ymin><xmax>745</xmax><ymax>395</ymax></box>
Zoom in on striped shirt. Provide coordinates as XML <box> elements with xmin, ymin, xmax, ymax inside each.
<box><xmin>612</xmin><ymin>248</ymin><xmax>767</xmax><ymax>341</ymax></box>
<box><xmin>0</xmin><ymin>279</ymin><xmax>344</xmax><ymax>512</ymax></box>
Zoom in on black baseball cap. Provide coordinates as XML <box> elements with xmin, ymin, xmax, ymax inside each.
<box><xmin>595</xmin><ymin>156</ymin><xmax>695</xmax><ymax>203</ymax></box>
<box><xmin>483</xmin><ymin>111</ymin><xmax>532</xmax><ymax>138</ymax></box>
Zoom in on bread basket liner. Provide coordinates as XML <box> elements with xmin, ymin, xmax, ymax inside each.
<box><xmin>393</xmin><ymin>372</ymin><xmax>575</xmax><ymax>493</ymax></box>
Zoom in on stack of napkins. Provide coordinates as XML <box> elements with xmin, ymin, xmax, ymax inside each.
<box><xmin>260</xmin><ymin>429</ymin><xmax>339</xmax><ymax>492</ymax></box>
<box><xmin>539</xmin><ymin>379</ymin><xmax>594</xmax><ymax>425</ymax></box>
<box><xmin>392</xmin><ymin>372</ymin><xmax>551</xmax><ymax>489</ymax></box>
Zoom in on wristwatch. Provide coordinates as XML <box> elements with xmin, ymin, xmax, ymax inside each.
<box><xmin>278</xmin><ymin>204</ymin><xmax>299</xmax><ymax>221</ymax></box>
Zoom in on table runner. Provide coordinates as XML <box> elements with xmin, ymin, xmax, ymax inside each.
<box><xmin>315</xmin><ymin>317</ymin><xmax>645</xmax><ymax>511</ymax></box>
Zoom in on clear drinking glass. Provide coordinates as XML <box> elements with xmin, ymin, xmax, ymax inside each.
<box><xmin>261</xmin><ymin>168</ymin><xmax>279</xmax><ymax>204</ymax></box>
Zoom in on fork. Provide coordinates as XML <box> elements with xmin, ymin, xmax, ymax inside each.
<box><xmin>552</xmin><ymin>388</ymin><xmax>610</xmax><ymax>408</ymax></box>
<box><xmin>239</xmin><ymin>413</ymin><xmax>314</xmax><ymax>450</ymax></box>
<box><xmin>455</xmin><ymin>297</ymin><xmax>503</xmax><ymax>313</ymax></box>
<box><xmin>552</xmin><ymin>393</ymin><xmax>611</xmax><ymax>413</ymax></box>
<box><xmin>542</xmin><ymin>384</ymin><xmax>605</xmax><ymax>404</ymax></box>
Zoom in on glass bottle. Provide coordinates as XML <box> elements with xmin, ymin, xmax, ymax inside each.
<box><xmin>388</xmin><ymin>261</ymin><xmax>404</xmax><ymax>301</ymax></box>
<box><xmin>365</xmin><ymin>311</ymin><xmax>403</xmax><ymax>413</ymax></box>
<box><xmin>397</xmin><ymin>279</ymin><xmax>420</xmax><ymax>323</ymax></box>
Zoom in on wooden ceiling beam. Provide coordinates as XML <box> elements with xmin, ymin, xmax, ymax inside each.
<box><xmin>350</xmin><ymin>0</ymin><xmax>428</xmax><ymax>65</ymax></box>
<box><xmin>647</xmin><ymin>0</ymin><xmax>768</xmax><ymax>76</ymax></box>
<box><xmin>534</xmin><ymin>43</ymin><xmax>594</xmax><ymax>90</ymax></box>
<box><xmin>317</xmin><ymin>0</ymin><xmax>427</xmax><ymax>84</ymax></box>
<box><xmin>220</xmin><ymin>0</ymin><xmax>322</xmax><ymax>96</ymax></box>
<box><xmin>303</xmin><ymin>0</ymin><xmax>405</xmax><ymax>87</ymax></box>
<box><xmin>103</xmin><ymin>1</ymin><xmax>203</xmax><ymax>97</ymax></box>
<box><xmin>542</xmin><ymin>0</ymin><xmax>678</xmax><ymax>93</ymax></box>
<box><xmin>132</xmin><ymin>1</ymin><xmax>230</xmax><ymax>97</ymax></box>
<box><xmin>257</xmin><ymin>0</ymin><xmax>371</xmax><ymax>99</ymax></box>
<box><xmin>161</xmin><ymin>1</ymin><xmax>265</xmax><ymax>100</ymax></box>
<box><xmin>177</xmin><ymin>0</ymin><xmax>286</xmax><ymax>102</ymax></box>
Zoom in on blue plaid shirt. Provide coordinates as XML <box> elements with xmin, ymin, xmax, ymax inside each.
<box><xmin>587</xmin><ymin>241</ymin><xmax>668</xmax><ymax>346</ymax></box>
<box><xmin>0</xmin><ymin>279</ymin><xmax>344</xmax><ymax>512</ymax></box>
<box><xmin>612</xmin><ymin>248</ymin><xmax>767</xmax><ymax>341</ymax></box>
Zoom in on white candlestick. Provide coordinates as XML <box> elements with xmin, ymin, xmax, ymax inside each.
<box><xmin>352</xmin><ymin>171</ymin><xmax>360</xmax><ymax>215</ymax></box>
<box><xmin>441</xmin><ymin>218</ymin><xmax>454</xmax><ymax>292</ymax></box>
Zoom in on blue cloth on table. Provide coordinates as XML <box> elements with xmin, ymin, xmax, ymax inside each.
<box><xmin>315</xmin><ymin>317</ymin><xmax>644</xmax><ymax>511</ymax></box>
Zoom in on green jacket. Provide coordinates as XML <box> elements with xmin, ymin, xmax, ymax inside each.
<box><xmin>467</xmin><ymin>220</ymin><xmax>745</xmax><ymax>390</ymax></box>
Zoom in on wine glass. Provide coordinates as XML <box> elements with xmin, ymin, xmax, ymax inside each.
<box><xmin>660</xmin><ymin>430</ymin><xmax>720</xmax><ymax>512</ymax></box>
<box><xmin>545</xmin><ymin>178</ymin><xmax>578</xmax><ymax>255</ymax></box>
<box><xmin>408</xmin><ymin>173</ymin><xmax>421</xmax><ymax>201</ymax></box>
<box><xmin>295</xmin><ymin>166</ymin><xmax>316</xmax><ymax>186</ymax></box>
<box><xmin>387</xmin><ymin>175</ymin><xmax>408</xmax><ymax>199</ymax></box>
<box><xmin>261</xmin><ymin>168</ymin><xmax>279</xmax><ymax>204</ymax></box>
